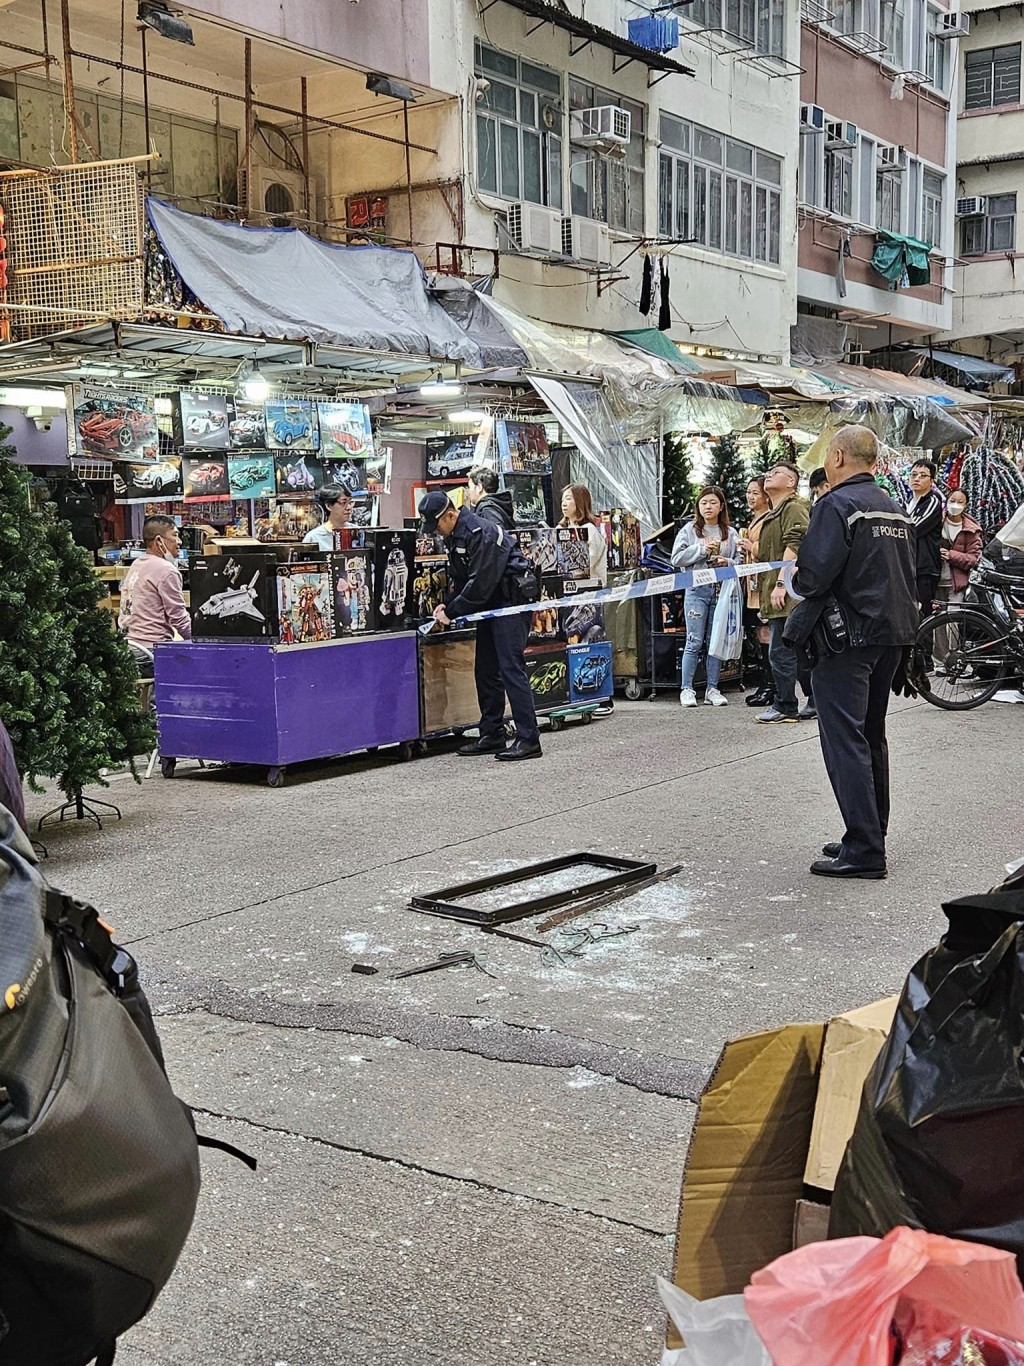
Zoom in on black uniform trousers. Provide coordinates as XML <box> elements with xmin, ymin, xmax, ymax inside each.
<box><xmin>475</xmin><ymin>613</ymin><xmax>540</xmax><ymax>745</ymax></box>
<box><xmin>811</xmin><ymin>644</ymin><xmax>902</xmax><ymax>869</ymax></box>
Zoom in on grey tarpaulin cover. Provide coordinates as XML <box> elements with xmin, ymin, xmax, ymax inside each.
<box><xmin>432</xmin><ymin>279</ymin><xmax>528</xmax><ymax>369</ymax></box>
<box><xmin>146</xmin><ymin>199</ymin><xmax>479</xmax><ymax>363</ymax></box>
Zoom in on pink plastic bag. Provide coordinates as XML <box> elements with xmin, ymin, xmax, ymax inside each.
<box><xmin>744</xmin><ymin>1227</ymin><xmax>1024</xmax><ymax>1366</ymax></box>
<box><xmin>895</xmin><ymin>1299</ymin><xmax>1024</xmax><ymax>1366</ymax></box>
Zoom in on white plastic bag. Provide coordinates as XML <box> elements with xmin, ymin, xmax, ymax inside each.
<box><xmin>657</xmin><ymin>1276</ymin><xmax>772</xmax><ymax>1366</ymax></box>
<box><xmin>708</xmin><ymin>577</ymin><xmax>743</xmax><ymax>661</ymax></box>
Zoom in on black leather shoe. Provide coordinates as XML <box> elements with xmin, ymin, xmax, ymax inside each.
<box><xmin>745</xmin><ymin>686</ymin><xmax>774</xmax><ymax>708</ymax></box>
<box><xmin>810</xmin><ymin>858</ymin><xmax>887</xmax><ymax>880</ymax></box>
<box><xmin>822</xmin><ymin>842</ymin><xmax>842</xmax><ymax>859</ymax></box>
<box><xmin>495</xmin><ymin>739</ymin><xmax>543</xmax><ymax>761</ymax></box>
<box><xmin>457</xmin><ymin>736</ymin><xmax>506</xmax><ymax>755</ymax></box>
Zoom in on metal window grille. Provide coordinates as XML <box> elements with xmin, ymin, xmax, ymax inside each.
<box><xmin>0</xmin><ymin>158</ymin><xmax>145</xmax><ymax>341</ymax></box>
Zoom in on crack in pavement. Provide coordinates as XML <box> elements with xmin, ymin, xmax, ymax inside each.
<box><xmin>190</xmin><ymin>1105</ymin><xmax>669</xmax><ymax>1238</ymax></box>
<box><xmin>124</xmin><ymin>724</ymin><xmax>834</xmax><ymax>947</ymax></box>
<box><xmin>153</xmin><ymin>973</ymin><xmax>711</xmax><ymax>1101</ymax></box>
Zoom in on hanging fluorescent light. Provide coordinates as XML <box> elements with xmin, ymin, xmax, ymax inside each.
<box><xmin>0</xmin><ymin>387</ymin><xmax>68</xmax><ymax>409</ymax></box>
<box><xmin>243</xmin><ymin>363</ymin><xmax>269</xmax><ymax>403</ymax></box>
<box><xmin>448</xmin><ymin>408</ymin><xmax>487</xmax><ymax>423</ymax></box>
<box><xmin>419</xmin><ymin>380</ymin><xmax>463</xmax><ymax>399</ymax></box>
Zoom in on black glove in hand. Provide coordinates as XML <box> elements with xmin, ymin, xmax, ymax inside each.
<box><xmin>891</xmin><ymin>645</ymin><xmax>923</xmax><ymax>699</ymax></box>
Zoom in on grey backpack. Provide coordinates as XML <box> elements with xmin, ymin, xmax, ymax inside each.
<box><xmin>0</xmin><ymin>812</ymin><xmax>202</xmax><ymax>1365</ymax></box>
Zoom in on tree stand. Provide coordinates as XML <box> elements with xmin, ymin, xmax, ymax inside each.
<box><xmin>37</xmin><ymin>789</ymin><xmax>123</xmax><ymax>831</ymax></box>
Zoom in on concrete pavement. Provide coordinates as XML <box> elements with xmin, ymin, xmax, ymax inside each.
<box><xmin>23</xmin><ymin>689</ymin><xmax>1021</xmax><ymax>1364</ymax></box>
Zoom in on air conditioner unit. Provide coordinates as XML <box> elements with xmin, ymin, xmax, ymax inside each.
<box><xmin>877</xmin><ymin>144</ymin><xmax>907</xmax><ymax>172</ymax></box>
<box><xmin>956</xmin><ymin>195</ymin><xmax>988</xmax><ymax>217</ymax></box>
<box><xmin>825</xmin><ymin>119</ymin><xmax>859</xmax><ymax>148</ymax></box>
<box><xmin>937</xmin><ymin>11</ymin><xmax>970</xmax><ymax>37</ymax></box>
<box><xmin>572</xmin><ymin>105</ymin><xmax>631</xmax><ymax>147</ymax></box>
<box><xmin>800</xmin><ymin>103</ymin><xmax>826</xmax><ymax>134</ymax></box>
<box><xmin>561</xmin><ymin>215</ymin><xmax>612</xmax><ymax>266</ymax></box>
<box><xmin>506</xmin><ymin>201</ymin><xmax>563</xmax><ymax>255</ymax></box>
<box><xmin>238</xmin><ymin>165</ymin><xmax>311</xmax><ymax>222</ymax></box>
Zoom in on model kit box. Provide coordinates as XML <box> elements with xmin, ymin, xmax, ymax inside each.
<box><xmin>555</xmin><ymin>526</ymin><xmax>591</xmax><ymax>579</ymax></box>
<box><xmin>264</xmin><ymin>399</ymin><xmax>318</xmax><ymax>451</ymax></box>
<box><xmin>174</xmin><ymin>392</ymin><xmax>229</xmax><ymax>451</ymax></box>
<box><xmin>559</xmin><ymin>598</ymin><xmax>607</xmax><ymax>646</ymax></box>
<box><xmin>516</xmin><ymin>527</ymin><xmax>559</xmax><ymax>575</ymax></box>
<box><xmin>275</xmin><ymin>564</ymin><xmax>334</xmax><ymax>644</ymax></box>
<box><xmin>190</xmin><ymin>553</ymin><xmax>278</xmax><ymax>639</ymax></box>
<box><xmin>274</xmin><ymin>451</ymin><xmax>324</xmax><ymax>495</ymax></box>
<box><xmin>599</xmin><ymin>510</ymin><xmax>642</xmax><ymax>572</ymax></box>
<box><xmin>525</xmin><ymin>643</ymin><xmax>569</xmax><ymax>709</ymax></box>
<box><xmin>328</xmin><ymin>550</ymin><xmax>373</xmax><ymax>635</ymax></box>
<box><xmin>364</xmin><ymin>530</ymin><xmax>417</xmax><ymax>631</ymax></box>
<box><xmin>529</xmin><ymin>574</ymin><xmax>564</xmax><ymax>643</ymax></box>
<box><xmin>182</xmin><ymin>455</ymin><xmax>230</xmax><ymax>499</ymax></box>
<box><xmin>567</xmin><ymin>641</ymin><xmax>612</xmax><ymax>703</ymax></box>
<box><xmin>412</xmin><ymin>559</ymin><xmax>449</xmax><ymax>621</ymax></box>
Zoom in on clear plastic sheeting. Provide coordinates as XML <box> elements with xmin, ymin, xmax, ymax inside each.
<box><xmin>798</xmin><ymin>396</ymin><xmax>980</xmax><ymax>466</ymax></box>
<box><xmin>658</xmin><ymin>1277</ymin><xmax>771</xmax><ymax>1366</ymax></box>
<box><xmin>529</xmin><ymin>374</ymin><xmax>660</xmax><ymax>529</ymax></box>
<box><xmin>602</xmin><ymin>371</ymin><xmax>765</xmax><ymax>445</ymax></box>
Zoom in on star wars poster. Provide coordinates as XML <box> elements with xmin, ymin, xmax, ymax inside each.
<box><xmin>113</xmin><ymin>457</ymin><xmax>183</xmax><ymax>503</ymax></box>
<box><xmin>264</xmin><ymin>399</ymin><xmax>318</xmax><ymax>451</ymax></box>
<box><xmin>329</xmin><ymin>550</ymin><xmax>373</xmax><ymax>635</ymax></box>
<box><xmin>228</xmin><ymin>454</ymin><xmax>275</xmax><ymax>500</ymax></box>
<box><xmin>190</xmin><ymin>554</ymin><xmax>278</xmax><ymax>639</ymax></box>
<box><xmin>317</xmin><ymin>401</ymin><xmax>374</xmax><ymax>461</ymax></box>
<box><xmin>274</xmin><ymin>451</ymin><xmax>324</xmax><ymax>495</ymax></box>
<box><xmin>276</xmin><ymin>564</ymin><xmax>334</xmax><ymax>644</ymax></box>
<box><xmin>555</xmin><ymin>526</ymin><xmax>591</xmax><ymax>579</ymax></box>
<box><xmin>366</xmin><ymin>530</ymin><xmax>416</xmax><ymax>631</ymax></box>
<box><xmin>495</xmin><ymin>420</ymin><xmax>551</xmax><ymax>475</ymax></box>
<box><xmin>182</xmin><ymin>456</ymin><xmax>230</xmax><ymax>499</ymax></box>
<box><xmin>175</xmin><ymin>392</ymin><xmax>229</xmax><ymax>451</ymax></box>
<box><xmin>254</xmin><ymin>499</ymin><xmax>322</xmax><ymax>542</ymax></box>
<box><xmin>504</xmin><ymin>474</ymin><xmax>547</xmax><ymax>525</ymax></box>
<box><xmin>70</xmin><ymin>386</ymin><xmax>158</xmax><ymax>460</ymax></box>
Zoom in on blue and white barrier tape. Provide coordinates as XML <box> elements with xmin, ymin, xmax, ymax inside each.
<box><xmin>448</xmin><ymin>560</ymin><xmax>797</xmax><ymax>626</ymax></box>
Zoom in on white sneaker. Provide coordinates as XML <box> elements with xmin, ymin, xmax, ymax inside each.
<box><xmin>679</xmin><ymin>687</ymin><xmax>698</xmax><ymax>708</ymax></box>
<box><xmin>705</xmin><ymin>687</ymin><xmax>728</xmax><ymax>707</ymax></box>
<box><xmin>993</xmin><ymin>688</ymin><xmax>1024</xmax><ymax>704</ymax></box>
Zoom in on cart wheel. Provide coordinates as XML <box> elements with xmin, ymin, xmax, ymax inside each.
<box><xmin>415</xmin><ymin>739</ymin><xmax>429</xmax><ymax>757</ymax></box>
<box><xmin>267</xmin><ymin>767</ymin><xmax>285</xmax><ymax>788</ymax></box>
<box><xmin>549</xmin><ymin>715</ymin><xmax>563</xmax><ymax>732</ymax></box>
<box><xmin>366</xmin><ymin>746</ymin><xmax>379</xmax><ymax>754</ymax></box>
<box><xmin>581</xmin><ymin>710</ymin><xmax>593</xmax><ymax>724</ymax></box>
<box><xmin>160</xmin><ymin>757</ymin><xmax>176</xmax><ymax>779</ymax></box>
<box><xmin>398</xmin><ymin>741</ymin><xmax>415</xmax><ymax>762</ymax></box>
<box><xmin>452</xmin><ymin>727</ymin><xmax>467</xmax><ymax>739</ymax></box>
<box><xmin>623</xmin><ymin>679</ymin><xmax>643</xmax><ymax>701</ymax></box>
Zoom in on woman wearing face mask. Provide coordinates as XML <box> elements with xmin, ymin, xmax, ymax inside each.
<box><xmin>737</xmin><ymin>476</ymin><xmax>774</xmax><ymax>708</ymax></box>
<box><xmin>671</xmin><ymin>485</ymin><xmax>739</xmax><ymax>708</ymax></box>
<box><xmin>934</xmin><ymin>490</ymin><xmax>983</xmax><ymax>672</ymax></box>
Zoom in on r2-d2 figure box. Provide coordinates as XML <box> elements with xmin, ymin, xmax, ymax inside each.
<box><xmin>364</xmin><ymin>530</ymin><xmax>417</xmax><ymax>631</ymax></box>
<box><xmin>189</xmin><ymin>553</ymin><xmax>279</xmax><ymax>639</ymax></box>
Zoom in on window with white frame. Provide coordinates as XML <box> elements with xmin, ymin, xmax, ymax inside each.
<box><xmin>880</xmin><ymin>0</ymin><xmax>906</xmax><ymax>66</ymax></box>
<box><xmin>961</xmin><ymin>194</ymin><xmax>1016</xmax><ymax>254</ymax></box>
<box><xmin>568</xmin><ymin>79</ymin><xmax>645</xmax><ymax>232</ymax></box>
<box><xmin>964</xmin><ymin>44</ymin><xmax>1022</xmax><ymax>111</ymax></box>
<box><xmin>921</xmin><ymin>170</ymin><xmax>943</xmax><ymax>246</ymax></box>
<box><xmin>474</xmin><ymin>43</ymin><xmax>563</xmax><ymax>207</ymax></box>
<box><xmin>876</xmin><ymin>161</ymin><xmax>904</xmax><ymax>232</ymax></box>
<box><xmin>859</xmin><ymin>137</ymin><xmax>876</xmax><ymax>224</ymax></box>
<box><xmin>659</xmin><ymin>113</ymin><xmax>782</xmax><ymax>263</ymax></box>
<box><xmin>824</xmin><ymin>147</ymin><xmax>854</xmax><ymax>217</ymax></box>
<box><xmin>924</xmin><ymin>8</ymin><xmax>948</xmax><ymax>91</ymax></box>
<box><xmin>687</xmin><ymin>0</ymin><xmax>785</xmax><ymax>55</ymax></box>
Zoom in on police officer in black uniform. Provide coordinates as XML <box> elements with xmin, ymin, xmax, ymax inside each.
<box><xmin>419</xmin><ymin>491</ymin><xmax>542</xmax><ymax>761</ymax></box>
<box><xmin>784</xmin><ymin>425</ymin><xmax>918</xmax><ymax>880</ymax></box>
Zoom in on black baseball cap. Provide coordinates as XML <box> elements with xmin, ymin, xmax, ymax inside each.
<box><xmin>418</xmin><ymin>490</ymin><xmax>452</xmax><ymax>534</ymax></box>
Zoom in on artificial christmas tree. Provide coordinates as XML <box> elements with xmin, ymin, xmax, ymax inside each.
<box><xmin>0</xmin><ymin>429</ymin><xmax>154</xmax><ymax>828</ymax></box>
<box><xmin>708</xmin><ymin>431</ymin><xmax>750</xmax><ymax>524</ymax></box>
<box><xmin>662</xmin><ymin>431</ymin><xmax>699</xmax><ymax>523</ymax></box>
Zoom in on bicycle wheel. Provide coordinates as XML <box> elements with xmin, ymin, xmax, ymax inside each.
<box><xmin>917</xmin><ymin>609</ymin><xmax>1012</xmax><ymax>710</ymax></box>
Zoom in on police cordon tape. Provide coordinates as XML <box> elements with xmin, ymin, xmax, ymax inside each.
<box><xmin>418</xmin><ymin>561</ymin><xmax>798</xmax><ymax>633</ymax></box>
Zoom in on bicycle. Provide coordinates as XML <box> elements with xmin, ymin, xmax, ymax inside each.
<box><xmin>915</xmin><ymin>559</ymin><xmax>1024</xmax><ymax>710</ymax></box>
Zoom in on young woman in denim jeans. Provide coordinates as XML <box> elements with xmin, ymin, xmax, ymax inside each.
<box><xmin>670</xmin><ymin>486</ymin><xmax>739</xmax><ymax>708</ymax></box>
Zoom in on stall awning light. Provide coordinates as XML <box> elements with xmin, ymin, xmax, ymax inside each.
<box><xmin>419</xmin><ymin>381</ymin><xmax>463</xmax><ymax>399</ymax></box>
<box><xmin>243</xmin><ymin>364</ymin><xmax>269</xmax><ymax>403</ymax></box>
<box><xmin>0</xmin><ymin>387</ymin><xmax>68</xmax><ymax>409</ymax></box>
<box><xmin>448</xmin><ymin>409</ymin><xmax>487</xmax><ymax>423</ymax></box>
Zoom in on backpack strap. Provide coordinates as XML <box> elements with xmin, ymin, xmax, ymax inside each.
<box><xmin>197</xmin><ymin>1133</ymin><xmax>258</xmax><ymax>1171</ymax></box>
<box><xmin>43</xmin><ymin>890</ymin><xmax>123</xmax><ymax>984</ymax></box>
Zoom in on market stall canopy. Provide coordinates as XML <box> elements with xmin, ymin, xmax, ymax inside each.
<box><xmin>730</xmin><ymin>359</ymin><xmax>842</xmax><ymax>400</ymax></box>
<box><xmin>893</xmin><ymin>348</ymin><xmax>1014</xmax><ymax>391</ymax></box>
<box><xmin>816</xmin><ymin>361</ymin><xmax>992</xmax><ymax>411</ymax></box>
<box><xmin>870</xmin><ymin>230</ymin><xmax>932</xmax><ymax>289</ymax></box>
<box><xmin>432</xmin><ymin>280</ymin><xmax>529</xmax><ymax>369</ymax></box>
<box><xmin>607</xmin><ymin>329</ymin><xmax>702</xmax><ymax>373</ymax></box>
<box><xmin>146</xmin><ymin>199</ymin><xmax>480</xmax><ymax>365</ymax></box>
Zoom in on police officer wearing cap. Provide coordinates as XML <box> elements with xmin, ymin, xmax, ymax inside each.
<box><xmin>419</xmin><ymin>490</ymin><xmax>542</xmax><ymax>761</ymax></box>
<box><xmin>783</xmin><ymin>425</ymin><xmax>918</xmax><ymax>880</ymax></box>
<box><xmin>303</xmin><ymin>485</ymin><xmax>353</xmax><ymax>551</ymax></box>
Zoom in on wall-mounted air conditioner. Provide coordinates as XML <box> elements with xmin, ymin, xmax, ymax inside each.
<box><xmin>238</xmin><ymin>165</ymin><xmax>312</xmax><ymax>222</ymax></box>
<box><xmin>561</xmin><ymin>215</ymin><xmax>612</xmax><ymax>266</ymax></box>
<box><xmin>571</xmin><ymin>105</ymin><xmax>631</xmax><ymax>147</ymax></box>
<box><xmin>877</xmin><ymin>144</ymin><xmax>908</xmax><ymax>172</ymax></box>
<box><xmin>937</xmin><ymin>12</ymin><xmax>970</xmax><ymax>37</ymax></box>
<box><xmin>955</xmin><ymin>196</ymin><xmax>987</xmax><ymax>217</ymax></box>
<box><xmin>825</xmin><ymin>119</ymin><xmax>859</xmax><ymax>149</ymax></box>
<box><xmin>800</xmin><ymin>103</ymin><xmax>826</xmax><ymax>134</ymax></box>
<box><xmin>505</xmin><ymin>201</ymin><xmax>563</xmax><ymax>255</ymax></box>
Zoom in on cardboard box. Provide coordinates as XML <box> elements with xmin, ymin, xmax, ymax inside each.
<box><xmin>804</xmin><ymin>996</ymin><xmax>898</xmax><ymax>1192</ymax></box>
<box><xmin>793</xmin><ymin>1198</ymin><xmax>830</xmax><ymax>1249</ymax></box>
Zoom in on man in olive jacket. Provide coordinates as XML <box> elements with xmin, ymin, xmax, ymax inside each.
<box><xmin>757</xmin><ymin>461</ymin><xmax>810</xmax><ymax>723</ymax></box>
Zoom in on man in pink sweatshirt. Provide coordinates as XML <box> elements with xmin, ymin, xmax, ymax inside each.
<box><xmin>118</xmin><ymin>516</ymin><xmax>192</xmax><ymax>657</ymax></box>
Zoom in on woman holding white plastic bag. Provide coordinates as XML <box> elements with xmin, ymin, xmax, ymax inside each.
<box><xmin>671</xmin><ymin>486</ymin><xmax>739</xmax><ymax>708</ymax></box>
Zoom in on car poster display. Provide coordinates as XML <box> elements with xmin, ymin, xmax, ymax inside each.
<box><xmin>495</xmin><ymin>420</ymin><xmax>551</xmax><ymax>475</ymax></box>
<box><xmin>113</xmin><ymin>458</ymin><xmax>184</xmax><ymax>503</ymax></box>
<box><xmin>274</xmin><ymin>452</ymin><xmax>323</xmax><ymax>495</ymax></box>
<box><xmin>228</xmin><ymin>400</ymin><xmax>268</xmax><ymax>450</ymax></box>
<box><xmin>227</xmin><ymin>455</ymin><xmax>275</xmax><ymax>499</ymax></box>
<box><xmin>264</xmin><ymin>399</ymin><xmax>318</xmax><ymax>451</ymax></box>
<box><xmin>567</xmin><ymin>641</ymin><xmax>613</xmax><ymax>703</ymax></box>
<box><xmin>321</xmin><ymin>457</ymin><xmax>368</xmax><ymax>497</ymax></box>
<box><xmin>182</xmin><ymin>455</ymin><xmax>230</xmax><ymax>499</ymax></box>
<box><xmin>70</xmin><ymin>386</ymin><xmax>158</xmax><ymax>460</ymax></box>
<box><xmin>317</xmin><ymin>401</ymin><xmax>373</xmax><ymax>460</ymax></box>
<box><xmin>175</xmin><ymin>392</ymin><xmax>229</xmax><ymax>451</ymax></box>
<box><xmin>425</xmin><ymin>435</ymin><xmax>479</xmax><ymax>480</ymax></box>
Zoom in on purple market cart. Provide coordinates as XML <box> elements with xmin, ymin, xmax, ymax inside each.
<box><xmin>154</xmin><ymin>635</ymin><xmax>421</xmax><ymax>786</ymax></box>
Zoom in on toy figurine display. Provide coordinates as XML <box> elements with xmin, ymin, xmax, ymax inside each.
<box><xmin>529</xmin><ymin>575</ymin><xmax>563</xmax><ymax>642</ymax></box>
<box><xmin>276</xmin><ymin>565</ymin><xmax>334</xmax><ymax>644</ymax></box>
<box><xmin>555</xmin><ymin>527</ymin><xmax>591</xmax><ymax>579</ymax></box>
<box><xmin>600</xmin><ymin>510</ymin><xmax>642</xmax><ymax>571</ymax></box>
<box><xmin>365</xmin><ymin>530</ymin><xmax>416</xmax><ymax>631</ymax></box>
<box><xmin>329</xmin><ymin>550</ymin><xmax>372</xmax><ymax>635</ymax></box>
<box><xmin>190</xmin><ymin>554</ymin><xmax>279</xmax><ymax>639</ymax></box>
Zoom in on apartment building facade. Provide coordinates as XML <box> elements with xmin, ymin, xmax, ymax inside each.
<box><xmin>797</xmin><ymin>0</ymin><xmax>959</xmax><ymax>353</ymax></box>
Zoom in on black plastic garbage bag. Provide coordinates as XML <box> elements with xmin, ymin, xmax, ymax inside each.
<box><xmin>830</xmin><ymin>866</ymin><xmax>1024</xmax><ymax>1276</ymax></box>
